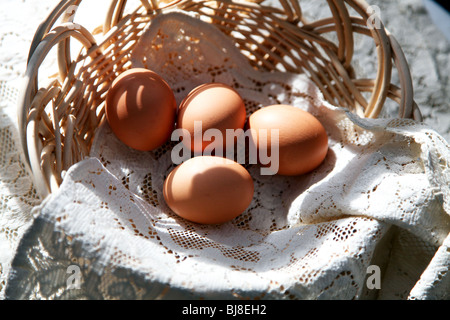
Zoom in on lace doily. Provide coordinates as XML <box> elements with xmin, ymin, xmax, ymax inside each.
<box><xmin>3</xmin><ymin>10</ymin><xmax>449</xmax><ymax>300</ymax></box>
<box><xmin>1</xmin><ymin>0</ymin><xmax>449</xmax><ymax>300</ymax></box>
<box><xmin>0</xmin><ymin>0</ymin><xmax>61</xmax><ymax>298</ymax></box>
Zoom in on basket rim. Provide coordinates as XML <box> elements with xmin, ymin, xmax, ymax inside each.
<box><xmin>17</xmin><ymin>0</ymin><xmax>422</xmax><ymax>198</ymax></box>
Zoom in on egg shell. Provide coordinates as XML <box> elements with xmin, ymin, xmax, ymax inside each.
<box><xmin>105</xmin><ymin>68</ymin><xmax>177</xmax><ymax>151</ymax></box>
<box><xmin>248</xmin><ymin>104</ymin><xmax>329</xmax><ymax>176</ymax></box>
<box><xmin>163</xmin><ymin>156</ymin><xmax>254</xmax><ymax>225</ymax></box>
<box><xmin>176</xmin><ymin>83</ymin><xmax>247</xmax><ymax>153</ymax></box>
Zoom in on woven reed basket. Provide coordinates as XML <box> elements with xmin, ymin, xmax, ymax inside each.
<box><xmin>19</xmin><ymin>0</ymin><xmax>422</xmax><ymax>198</ymax></box>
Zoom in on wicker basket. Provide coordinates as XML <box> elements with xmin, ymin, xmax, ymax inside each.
<box><xmin>18</xmin><ymin>0</ymin><xmax>422</xmax><ymax>198</ymax></box>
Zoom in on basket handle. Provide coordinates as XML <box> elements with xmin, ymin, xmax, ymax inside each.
<box><xmin>27</xmin><ymin>0</ymin><xmax>83</xmax><ymax>63</ymax></box>
<box><xmin>345</xmin><ymin>0</ymin><xmax>420</xmax><ymax>120</ymax></box>
<box><xmin>18</xmin><ymin>24</ymin><xmax>98</xmax><ymax>197</ymax></box>
<box><xmin>388</xmin><ymin>33</ymin><xmax>421</xmax><ymax>120</ymax></box>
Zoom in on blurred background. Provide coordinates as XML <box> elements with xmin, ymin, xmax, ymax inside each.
<box><xmin>424</xmin><ymin>0</ymin><xmax>450</xmax><ymax>41</ymax></box>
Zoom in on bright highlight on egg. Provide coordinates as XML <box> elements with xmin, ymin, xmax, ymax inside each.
<box><xmin>163</xmin><ymin>156</ymin><xmax>254</xmax><ymax>225</ymax></box>
<box><xmin>176</xmin><ymin>83</ymin><xmax>247</xmax><ymax>153</ymax></box>
<box><xmin>105</xmin><ymin>68</ymin><xmax>329</xmax><ymax>225</ymax></box>
<box><xmin>248</xmin><ymin>104</ymin><xmax>329</xmax><ymax>176</ymax></box>
<box><xmin>105</xmin><ymin>68</ymin><xmax>177</xmax><ymax>151</ymax></box>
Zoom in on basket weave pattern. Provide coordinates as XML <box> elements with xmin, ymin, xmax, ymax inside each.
<box><xmin>19</xmin><ymin>0</ymin><xmax>421</xmax><ymax>197</ymax></box>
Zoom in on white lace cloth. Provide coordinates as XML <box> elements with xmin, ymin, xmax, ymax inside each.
<box><xmin>1</xmin><ymin>0</ymin><xmax>449</xmax><ymax>300</ymax></box>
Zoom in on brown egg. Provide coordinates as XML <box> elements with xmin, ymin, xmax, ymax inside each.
<box><xmin>176</xmin><ymin>83</ymin><xmax>246</xmax><ymax>153</ymax></box>
<box><xmin>105</xmin><ymin>68</ymin><xmax>177</xmax><ymax>151</ymax></box>
<box><xmin>248</xmin><ymin>104</ymin><xmax>328</xmax><ymax>176</ymax></box>
<box><xmin>163</xmin><ymin>156</ymin><xmax>254</xmax><ymax>225</ymax></box>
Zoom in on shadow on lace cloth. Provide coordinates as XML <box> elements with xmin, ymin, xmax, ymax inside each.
<box><xmin>4</xmin><ymin>12</ymin><xmax>450</xmax><ymax>300</ymax></box>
